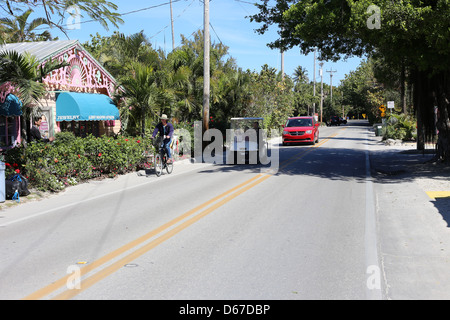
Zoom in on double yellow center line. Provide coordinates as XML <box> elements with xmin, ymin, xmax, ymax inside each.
<box><xmin>24</xmin><ymin>132</ymin><xmax>340</xmax><ymax>300</ymax></box>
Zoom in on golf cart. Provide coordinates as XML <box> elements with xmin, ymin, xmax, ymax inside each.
<box><xmin>227</xmin><ymin>117</ymin><xmax>268</xmax><ymax>164</ymax></box>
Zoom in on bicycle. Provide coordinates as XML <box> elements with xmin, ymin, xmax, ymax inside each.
<box><xmin>153</xmin><ymin>136</ymin><xmax>174</xmax><ymax>177</ymax></box>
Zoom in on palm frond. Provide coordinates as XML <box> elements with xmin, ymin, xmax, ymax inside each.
<box><xmin>0</xmin><ymin>50</ymin><xmax>36</xmax><ymax>84</ymax></box>
<box><xmin>0</xmin><ymin>50</ymin><xmax>46</xmax><ymax>105</ymax></box>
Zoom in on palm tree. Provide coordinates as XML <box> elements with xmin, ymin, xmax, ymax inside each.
<box><xmin>0</xmin><ymin>50</ymin><xmax>67</xmax><ymax>103</ymax></box>
<box><xmin>95</xmin><ymin>31</ymin><xmax>161</xmax><ymax>82</ymax></box>
<box><xmin>293</xmin><ymin>66</ymin><xmax>309</xmax><ymax>84</ymax></box>
<box><xmin>115</xmin><ymin>62</ymin><xmax>160</xmax><ymax>137</ymax></box>
<box><xmin>87</xmin><ymin>31</ymin><xmax>166</xmax><ymax>135</ymax></box>
<box><xmin>0</xmin><ymin>9</ymin><xmax>51</xmax><ymax>43</ymax></box>
<box><xmin>164</xmin><ymin>49</ymin><xmax>199</xmax><ymax>121</ymax></box>
<box><xmin>0</xmin><ymin>50</ymin><xmax>45</xmax><ymax>106</ymax></box>
<box><xmin>0</xmin><ymin>50</ymin><xmax>67</xmax><ymax>142</ymax></box>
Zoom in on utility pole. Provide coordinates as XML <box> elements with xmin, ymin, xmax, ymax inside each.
<box><xmin>170</xmin><ymin>0</ymin><xmax>175</xmax><ymax>51</ymax></box>
<box><xmin>280</xmin><ymin>26</ymin><xmax>285</xmax><ymax>80</ymax></box>
<box><xmin>203</xmin><ymin>0</ymin><xmax>210</xmax><ymax>133</ymax></box>
<box><xmin>319</xmin><ymin>62</ymin><xmax>324</xmax><ymax>124</ymax></box>
<box><xmin>326</xmin><ymin>68</ymin><xmax>337</xmax><ymax>103</ymax></box>
<box><xmin>313</xmin><ymin>48</ymin><xmax>316</xmax><ymax>117</ymax></box>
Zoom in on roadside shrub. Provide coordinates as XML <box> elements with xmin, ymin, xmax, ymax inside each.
<box><xmin>383</xmin><ymin>114</ymin><xmax>417</xmax><ymax>141</ymax></box>
<box><xmin>4</xmin><ymin>134</ymin><xmax>155</xmax><ymax>192</ymax></box>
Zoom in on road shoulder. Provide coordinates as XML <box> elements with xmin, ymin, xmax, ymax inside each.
<box><xmin>368</xmin><ymin>134</ymin><xmax>450</xmax><ymax>299</ymax></box>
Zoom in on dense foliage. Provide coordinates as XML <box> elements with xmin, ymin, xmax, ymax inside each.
<box><xmin>4</xmin><ymin>1</ymin><xmax>438</xmax><ymax>194</ymax></box>
<box><xmin>84</xmin><ymin>31</ymin><xmax>306</xmax><ymax>135</ymax></box>
<box><xmin>251</xmin><ymin>0</ymin><xmax>450</xmax><ymax>161</ymax></box>
<box><xmin>383</xmin><ymin>114</ymin><xmax>417</xmax><ymax>142</ymax></box>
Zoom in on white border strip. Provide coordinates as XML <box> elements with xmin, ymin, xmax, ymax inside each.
<box><xmin>365</xmin><ymin>129</ymin><xmax>383</xmax><ymax>300</ymax></box>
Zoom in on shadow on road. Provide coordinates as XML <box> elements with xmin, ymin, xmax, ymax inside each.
<box><xmin>197</xmin><ymin>145</ymin><xmax>447</xmax><ymax>185</ymax></box>
<box><xmin>194</xmin><ymin>122</ymin><xmax>450</xmax><ymax>225</ymax></box>
<box><xmin>432</xmin><ymin>197</ymin><xmax>450</xmax><ymax>228</ymax></box>
<box><xmin>370</xmin><ymin>149</ymin><xmax>448</xmax><ymax>183</ymax></box>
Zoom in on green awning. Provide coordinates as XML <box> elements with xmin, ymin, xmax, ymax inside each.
<box><xmin>56</xmin><ymin>92</ymin><xmax>119</xmax><ymax>122</ymax></box>
<box><xmin>0</xmin><ymin>94</ymin><xmax>22</xmax><ymax>116</ymax></box>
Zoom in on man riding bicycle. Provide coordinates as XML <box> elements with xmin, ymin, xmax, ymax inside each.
<box><xmin>152</xmin><ymin>114</ymin><xmax>174</xmax><ymax>163</ymax></box>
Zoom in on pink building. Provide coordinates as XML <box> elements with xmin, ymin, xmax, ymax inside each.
<box><xmin>0</xmin><ymin>40</ymin><xmax>121</xmax><ymax>149</ymax></box>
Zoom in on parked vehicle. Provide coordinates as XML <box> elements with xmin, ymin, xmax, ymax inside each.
<box><xmin>340</xmin><ymin>117</ymin><xmax>347</xmax><ymax>124</ymax></box>
<box><xmin>329</xmin><ymin>116</ymin><xmax>341</xmax><ymax>126</ymax></box>
<box><xmin>282</xmin><ymin>116</ymin><xmax>319</xmax><ymax>146</ymax></box>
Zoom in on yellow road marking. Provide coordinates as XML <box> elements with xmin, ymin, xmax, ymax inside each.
<box><xmin>52</xmin><ymin>174</ymin><xmax>272</xmax><ymax>300</ymax></box>
<box><xmin>25</xmin><ymin>130</ymin><xmax>342</xmax><ymax>300</ymax></box>
<box><xmin>24</xmin><ymin>173</ymin><xmax>265</xmax><ymax>300</ymax></box>
<box><xmin>426</xmin><ymin>191</ymin><xmax>450</xmax><ymax>199</ymax></box>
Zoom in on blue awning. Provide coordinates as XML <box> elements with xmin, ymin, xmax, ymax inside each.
<box><xmin>56</xmin><ymin>92</ymin><xmax>119</xmax><ymax>122</ymax></box>
<box><xmin>0</xmin><ymin>94</ymin><xmax>22</xmax><ymax>116</ymax></box>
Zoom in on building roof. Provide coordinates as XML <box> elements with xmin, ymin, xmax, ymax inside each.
<box><xmin>0</xmin><ymin>40</ymin><xmax>116</xmax><ymax>83</ymax></box>
<box><xmin>0</xmin><ymin>40</ymin><xmax>79</xmax><ymax>62</ymax></box>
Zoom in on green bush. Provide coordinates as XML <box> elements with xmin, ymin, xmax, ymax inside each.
<box><xmin>383</xmin><ymin>114</ymin><xmax>417</xmax><ymax>141</ymax></box>
<box><xmin>4</xmin><ymin>133</ymin><xmax>155</xmax><ymax>192</ymax></box>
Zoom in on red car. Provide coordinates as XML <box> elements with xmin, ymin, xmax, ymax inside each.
<box><xmin>282</xmin><ymin>116</ymin><xmax>320</xmax><ymax>145</ymax></box>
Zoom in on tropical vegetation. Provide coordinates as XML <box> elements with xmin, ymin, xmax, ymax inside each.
<box><xmin>1</xmin><ymin>0</ymin><xmax>448</xmax><ymax>194</ymax></box>
<box><xmin>250</xmin><ymin>0</ymin><xmax>450</xmax><ymax>162</ymax></box>
<box><xmin>83</xmin><ymin>30</ymin><xmax>308</xmax><ymax>135</ymax></box>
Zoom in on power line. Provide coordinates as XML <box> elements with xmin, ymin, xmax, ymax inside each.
<box><xmin>209</xmin><ymin>22</ymin><xmax>222</xmax><ymax>45</ymax></box>
<box><xmin>148</xmin><ymin>0</ymin><xmax>195</xmax><ymax>40</ymax></box>
<box><xmin>234</xmin><ymin>0</ymin><xmax>257</xmax><ymax>5</ymax></box>
<box><xmin>172</xmin><ymin>25</ymin><xmax>203</xmax><ymax>51</ymax></box>
<box><xmin>120</xmin><ymin>0</ymin><xmax>184</xmax><ymax>17</ymax></box>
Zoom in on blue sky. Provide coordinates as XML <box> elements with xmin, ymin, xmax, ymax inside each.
<box><xmin>40</xmin><ymin>0</ymin><xmax>364</xmax><ymax>85</ymax></box>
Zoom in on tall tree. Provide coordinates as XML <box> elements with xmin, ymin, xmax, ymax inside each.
<box><xmin>250</xmin><ymin>64</ymin><xmax>295</xmax><ymax>128</ymax></box>
<box><xmin>340</xmin><ymin>59</ymin><xmax>384</xmax><ymax>121</ymax></box>
<box><xmin>86</xmin><ymin>31</ymin><xmax>160</xmax><ymax>81</ymax></box>
<box><xmin>115</xmin><ymin>62</ymin><xmax>159</xmax><ymax>137</ymax></box>
<box><xmin>293</xmin><ymin>65</ymin><xmax>308</xmax><ymax>84</ymax></box>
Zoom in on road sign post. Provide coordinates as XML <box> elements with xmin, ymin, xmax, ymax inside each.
<box><xmin>387</xmin><ymin>101</ymin><xmax>395</xmax><ymax>115</ymax></box>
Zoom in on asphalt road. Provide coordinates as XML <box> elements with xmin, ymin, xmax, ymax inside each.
<box><xmin>0</xmin><ymin>121</ymin><xmax>395</xmax><ymax>300</ymax></box>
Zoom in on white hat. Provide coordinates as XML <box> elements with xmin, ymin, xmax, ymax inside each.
<box><xmin>160</xmin><ymin>114</ymin><xmax>168</xmax><ymax>120</ymax></box>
